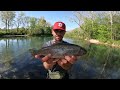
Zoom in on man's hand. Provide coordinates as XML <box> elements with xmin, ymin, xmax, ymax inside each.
<box><xmin>35</xmin><ymin>54</ymin><xmax>78</xmax><ymax>70</ymax></box>
<box><xmin>35</xmin><ymin>54</ymin><xmax>57</xmax><ymax>69</ymax></box>
<box><xmin>57</xmin><ymin>55</ymin><xmax>77</xmax><ymax>70</ymax></box>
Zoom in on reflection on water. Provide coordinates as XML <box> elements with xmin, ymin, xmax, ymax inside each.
<box><xmin>0</xmin><ymin>37</ymin><xmax>52</xmax><ymax>74</ymax></box>
<box><xmin>0</xmin><ymin>36</ymin><xmax>120</xmax><ymax>79</ymax></box>
<box><xmin>0</xmin><ymin>36</ymin><xmax>52</xmax><ymax>57</ymax></box>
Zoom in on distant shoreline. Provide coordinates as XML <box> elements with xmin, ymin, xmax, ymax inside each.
<box><xmin>0</xmin><ymin>34</ymin><xmax>52</xmax><ymax>38</ymax></box>
<box><xmin>0</xmin><ymin>35</ymin><xmax>28</xmax><ymax>38</ymax></box>
<box><xmin>0</xmin><ymin>35</ymin><xmax>120</xmax><ymax>48</ymax></box>
<box><xmin>86</xmin><ymin>39</ymin><xmax>120</xmax><ymax>48</ymax></box>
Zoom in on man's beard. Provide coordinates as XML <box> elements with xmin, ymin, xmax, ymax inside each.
<box><xmin>55</xmin><ymin>35</ymin><xmax>63</xmax><ymax>41</ymax></box>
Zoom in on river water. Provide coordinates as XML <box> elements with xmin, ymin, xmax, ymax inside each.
<box><xmin>0</xmin><ymin>36</ymin><xmax>120</xmax><ymax>79</ymax></box>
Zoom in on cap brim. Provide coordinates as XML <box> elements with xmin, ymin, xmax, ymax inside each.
<box><xmin>53</xmin><ymin>29</ymin><xmax>66</xmax><ymax>31</ymax></box>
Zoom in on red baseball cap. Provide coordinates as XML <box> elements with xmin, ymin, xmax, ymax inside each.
<box><xmin>52</xmin><ymin>21</ymin><xmax>66</xmax><ymax>31</ymax></box>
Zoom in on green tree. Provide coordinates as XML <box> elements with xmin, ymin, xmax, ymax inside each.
<box><xmin>0</xmin><ymin>11</ymin><xmax>16</xmax><ymax>33</ymax></box>
<box><xmin>14</xmin><ymin>11</ymin><xmax>25</xmax><ymax>32</ymax></box>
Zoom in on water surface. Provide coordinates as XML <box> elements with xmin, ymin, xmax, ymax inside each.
<box><xmin>0</xmin><ymin>36</ymin><xmax>120</xmax><ymax>79</ymax></box>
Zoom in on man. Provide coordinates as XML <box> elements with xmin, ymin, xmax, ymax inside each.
<box><xmin>35</xmin><ymin>21</ymin><xmax>79</xmax><ymax>79</ymax></box>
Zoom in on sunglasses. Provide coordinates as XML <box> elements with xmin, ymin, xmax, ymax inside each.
<box><xmin>54</xmin><ymin>30</ymin><xmax>65</xmax><ymax>33</ymax></box>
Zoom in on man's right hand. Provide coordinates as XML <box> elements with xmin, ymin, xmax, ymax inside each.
<box><xmin>35</xmin><ymin>54</ymin><xmax>57</xmax><ymax>69</ymax></box>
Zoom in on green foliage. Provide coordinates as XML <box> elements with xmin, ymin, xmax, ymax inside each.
<box><xmin>85</xmin><ymin>44</ymin><xmax>120</xmax><ymax>69</ymax></box>
<box><xmin>0</xmin><ymin>11</ymin><xmax>120</xmax><ymax>40</ymax></box>
<box><xmin>0</xmin><ymin>12</ymin><xmax>52</xmax><ymax>37</ymax></box>
<box><xmin>95</xmin><ymin>25</ymin><xmax>109</xmax><ymax>42</ymax></box>
<box><xmin>0</xmin><ymin>11</ymin><xmax>16</xmax><ymax>31</ymax></box>
<box><xmin>65</xmin><ymin>28</ymin><xmax>82</xmax><ymax>38</ymax></box>
<box><xmin>66</xmin><ymin>11</ymin><xmax>120</xmax><ymax>46</ymax></box>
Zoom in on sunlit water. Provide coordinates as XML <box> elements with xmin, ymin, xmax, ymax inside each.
<box><xmin>0</xmin><ymin>36</ymin><xmax>120</xmax><ymax>79</ymax></box>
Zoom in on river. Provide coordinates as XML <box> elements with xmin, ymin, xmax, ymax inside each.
<box><xmin>0</xmin><ymin>36</ymin><xmax>120</xmax><ymax>79</ymax></box>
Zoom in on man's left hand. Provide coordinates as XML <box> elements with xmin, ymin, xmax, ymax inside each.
<box><xmin>57</xmin><ymin>55</ymin><xmax>77</xmax><ymax>70</ymax></box>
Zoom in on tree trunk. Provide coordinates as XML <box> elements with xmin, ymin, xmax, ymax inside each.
<box><xmin>5</xmin><ymin>19</ymin><xmax>8</xmax><ymax>33</ymax></box>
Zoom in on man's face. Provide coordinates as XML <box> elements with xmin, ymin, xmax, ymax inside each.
<box><xmin>52</xmin><ymin>29</ymin><xmax>66</xmax><ymax>41</ymax></box>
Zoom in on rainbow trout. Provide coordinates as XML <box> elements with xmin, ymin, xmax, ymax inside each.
<box><xmin>29</xmin><ymin>43</ymin><xmax>87</xmax><ymax>59</ymax></box>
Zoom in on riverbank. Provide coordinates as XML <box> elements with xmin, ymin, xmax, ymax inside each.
<box><xmin>0</xmin><ymin>34</ymin><xmax>52</xmax><ymax>38</ymax></box>
<box><xmin>0</xmin><ymin>35</ymin><xmax>120</xmax><ymax>48</ymax></box>
<box><xmin>86</xmin><ymin>39</ymin><xmax>120</xmax><ymax>48</ymax></box>
<box><xmin>0</xmin><ymin>35</ymin><xmax>28</xmax><ymax>38</ymax></box>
